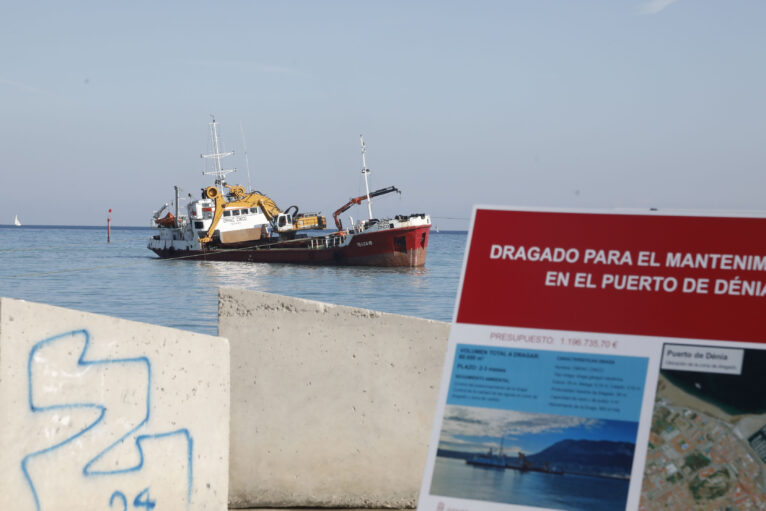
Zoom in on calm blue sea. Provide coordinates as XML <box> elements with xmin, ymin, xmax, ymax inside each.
<box><xmin>0</xmin><ymin>225</ymin><xmax>466</xmax><ymax>335</ymax></box>
<box><xmin>430</xmin><ymin>457</ymin><xmax>630</xmax><ymax>511</ymax></box>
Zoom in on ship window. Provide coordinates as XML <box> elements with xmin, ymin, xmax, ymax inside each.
<box><xmin>194</xmin><ymin>221</ymin><xmax>204</xmax><ymax>229</ymax></box>
<box><xmin>232</xmin><ymin>210</ymin><xmax>240</xmax><ymax>216</ymax></box>
<box><xmin>223</xmin><ymin>210</ymin><xmax>231</xmax><ymax>217</ymax></box>
<box><xmin>250</xmin><ymin>207</ymin><xmax>258</xmax><ymax>214</ymax></box>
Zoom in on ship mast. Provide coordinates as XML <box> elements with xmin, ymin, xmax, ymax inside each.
<box><xmin>201</xmin><ymin>116</ymin><xmax>236</xmax><ymax>195</ymax></box>
<box><xmin>360</xmin><ymin>135</ymin><xmax>373</xmax><ymax>219</ymax></box>
<box><xmin>174</xmin><ymin>185</ymin><xmax>181</xmax><ymax>225</ymax></box>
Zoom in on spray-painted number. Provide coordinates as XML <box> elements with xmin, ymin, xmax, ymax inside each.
<box><xmin>109</xmin><ymin>491</ymin><xmax>127</xmax><ymax>510</ymax></box>
<box><xmin>109</xmin><ymin>488</ymin><xmax>156</xmax><ymax>510</ymax></box>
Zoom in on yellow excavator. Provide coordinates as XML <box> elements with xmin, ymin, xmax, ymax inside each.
<box><xmin>199</xmin><ymin>184</ymin><xmax>326</xmax><ymax>244</ymax></box>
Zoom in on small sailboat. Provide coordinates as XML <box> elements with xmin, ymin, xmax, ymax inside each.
<box><xmin>13</xmin><ymin>214</ymin><xmax>21</xmax><ymax>227</ymax></box>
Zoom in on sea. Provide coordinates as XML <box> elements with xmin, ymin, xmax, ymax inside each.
<box><xmin>662</xmin><ymin>348</ymin><xmax>766</xmax><ymax>416</ymax></box>
<box><xmin>0</xmin><ymin>225</ymin><xmax>467</xmax><ymax>335</ymax></box>
<box><xmin>430</xmin><ymin>457</ymin><xmax>630</xmax><ymax>511</ymax></box>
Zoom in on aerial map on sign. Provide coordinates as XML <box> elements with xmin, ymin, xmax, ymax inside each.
<box><xmin>640</xmin><ymin>345</ymin><xmax>766</xmax><ymax>510</ymax></box>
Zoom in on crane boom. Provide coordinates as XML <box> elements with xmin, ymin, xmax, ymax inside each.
<box><xmin>332</xmin><ymin>186</ymin><xmax>401</xmax><ymax>230</ymax></box>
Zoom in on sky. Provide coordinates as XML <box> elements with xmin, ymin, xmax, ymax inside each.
<box><xmin>1</xmin><ymin>0</ymin><xmax>765</xmax><ymax>229</ymax></box>
<box><xmin>437</xmin><ymin>405</ymin><xmax>639</xmax><ymax>454</ymax></box>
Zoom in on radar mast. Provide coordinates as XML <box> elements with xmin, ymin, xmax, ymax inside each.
<box><xmin>201</xmin><ymin>116</ymin><xmax>236</xmax><ymax>194</ymax></box>
<box><xmin>360</xmin><ymin>135</ymin><xmax>373</xmax><ymax>219</ymax></box>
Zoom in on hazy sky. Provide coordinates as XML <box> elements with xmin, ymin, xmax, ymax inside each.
<box><xmin>2</xmin><ymin>1</ymin><xmax>764</xmax><ymax>229</ymax></box>
<box><xmin>437</xmin><ymin>405</ymin><xmax>638</xmax><ymax>454</ymax></box>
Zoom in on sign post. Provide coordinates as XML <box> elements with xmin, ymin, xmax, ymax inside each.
<box><xmin>418</xmin><ymin>207</ymin><xmax>766</xmax><ymax>511</ymax></box>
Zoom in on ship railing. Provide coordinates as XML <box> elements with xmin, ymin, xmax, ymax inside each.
<box><xmin>309</xmin><ymin>235</ymin><xmax>346</xmax><ymax>250</ymax></box>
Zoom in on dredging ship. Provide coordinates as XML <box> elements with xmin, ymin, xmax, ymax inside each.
<box><xmin>466</xmin><ymin>437</ymin><xmax>564</xmax><ymax>475</ymax></box>
<box><xmin>147</xmin><ymin>118</ymin><xmax>431</xmax><ymax>267</ymax></box>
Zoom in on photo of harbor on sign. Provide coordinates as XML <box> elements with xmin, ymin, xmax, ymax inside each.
<box><xmin>430</xmin><ymin>405</ymin><xmax>638</xmax><ymax>510</ymax></box>
<box><xmin>424</xmin><ymin>343</ymin><xmax>650</xmax><ymax>511</ymax></box>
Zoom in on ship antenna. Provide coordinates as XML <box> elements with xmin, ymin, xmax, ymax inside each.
<box><xmin>240</xmin><ymin>121</ymin><xmax>253</xmax><ymax>192</ymax></box>
<box><xmin>360</xmin><ymin>134</ymin><xmax>373</xmax><ymax>219</ymax></box>
<box><xmin>201</xmin><ymin>115</ymin><xmax>236</xmax><ymax>195</ymax></box>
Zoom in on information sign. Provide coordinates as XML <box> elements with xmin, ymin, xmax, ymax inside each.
<box><xmin>418</xmin><ymin>207</ymin><xmax>766</xmax><ymax>511</ymax></box>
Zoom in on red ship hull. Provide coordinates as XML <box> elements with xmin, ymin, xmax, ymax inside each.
<box><xmin>150</xmin><ymin>224</ymin><xmax>430</xmax><ymax>267</ymax></box>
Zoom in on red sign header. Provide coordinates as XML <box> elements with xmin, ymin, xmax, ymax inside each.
<box><xmin>457</xmin><ymin>209</ymin><xmax>766</xmax><ymax>343</ymax></box>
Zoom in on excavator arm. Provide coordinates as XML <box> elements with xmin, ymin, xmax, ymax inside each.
<box><xmin>199</xmin><ymin>185</ymin><xmax>280</xmax><ymax>244</ymax></box>
<box><xmin>332</xmin><ymin>186</ymin><xmax>401</xmax><ymax>230</ymax></box>
<box><xmin>198</xmin><ymin>184</ymin><xmax>324</xmax><ymax>245</ymax></box>
<box><xmin>199</xmin><ymin>186</ymin><xmax>226</xmax><ymax>244</ymax></box>
<box><xmin>256</xmin><ymin>195</ymin><xmax>281</xmax><ymax>221</ymax></box>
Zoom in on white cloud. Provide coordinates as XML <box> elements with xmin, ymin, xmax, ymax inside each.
<box><xmin>640</xmin><ymin>0</ymin><xmax>680</xmax><ymax>15</ymax></box>
<box><xmin>438</xmin><ymin>405</ymin><xmax>600</xmax><ymax>443</ymax></box>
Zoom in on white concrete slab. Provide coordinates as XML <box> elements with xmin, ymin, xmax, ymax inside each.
<box><xmin>219</xmin><ymin>288</ymin><xmax>450</xmax><ymax>509</ymax></box>
<box><xmin>0</xmin><ymin>298</ymin><xmax>230</xmax><ymax>511</ymax></box>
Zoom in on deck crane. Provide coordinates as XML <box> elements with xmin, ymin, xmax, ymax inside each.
<box><xmin>332</xmin><ymin>186</ymin><xmax>401</xmax><ymax>231</ymax></box>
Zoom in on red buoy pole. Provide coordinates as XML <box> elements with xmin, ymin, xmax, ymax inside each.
<box><xmin>107</xmin><ymin>208</ymin><xmax>112</xmax><ymax>243</ymax></box>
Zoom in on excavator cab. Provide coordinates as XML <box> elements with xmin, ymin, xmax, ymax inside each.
<box><xmin>275</xmin><ymin>213</ymin><xmax>294</xmax><ymax>232</ymax></box>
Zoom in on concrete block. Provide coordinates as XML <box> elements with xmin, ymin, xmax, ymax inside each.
<box><xmin>0</xmin><ymin>298</ymin><xmax>230</xmax><ymax>511</ymax></box>
<box><xmin>219</xmin><ymin>288</ymin><xmax>450</xmax><ymax>509</ymax></box>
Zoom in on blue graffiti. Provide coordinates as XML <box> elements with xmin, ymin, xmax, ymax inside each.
<box><xmin>110</xmin><ymin>491</ymin><xmax>127</xmax><ymax>510</ymax></box>
<box><xmin>21</xmin><ymin>329</ymin><xmax>193</xmax><ymax>510</ymax></box>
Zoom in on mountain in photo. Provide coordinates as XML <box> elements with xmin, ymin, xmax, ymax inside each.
<box><xmin>525</xmin><ymin>439</ymin><xmax>635</xmax><ymax>477</ymax></box>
